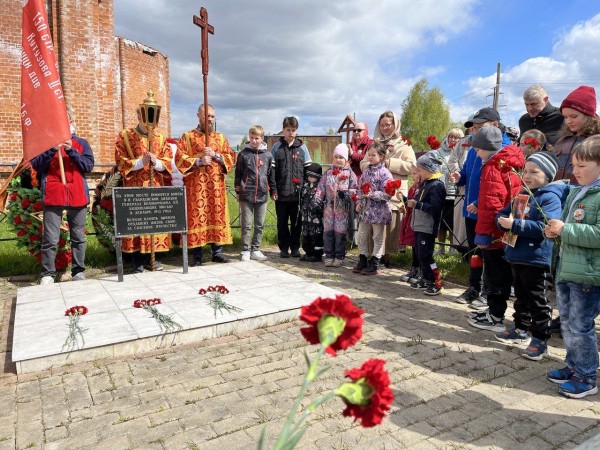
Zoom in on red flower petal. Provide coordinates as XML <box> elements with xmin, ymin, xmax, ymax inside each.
<box><xmin>341</xmin><ymin>359</ymin><xmax>394</xmax><ymax>427</ymax></box>
<box><xmin>299</xmin><ymin>294</ymin><xmax>364</xmax><ymax>356</ymax></box>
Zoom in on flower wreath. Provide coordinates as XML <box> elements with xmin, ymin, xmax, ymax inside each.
<box><xmin>5</xmin><ymin>169</ymin><xmax>72</xmax><ymax>271</ymax></box>
<box><xmin>90</xmin><ymin>166</ymin><xmax>122</xmax><ymax>252</ymax></box>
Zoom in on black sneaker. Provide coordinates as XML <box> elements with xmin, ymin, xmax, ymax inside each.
<box><xmin>424</xmin><ymin>284</ymin><xmax>444</xmax><ymax>296</ymax></box>
<box><xmin>133</xmin><ymin>265</ymin><xmax>145</xmax><ymax>273</ymax></box>
<box><xmin>212</xmin><ymin>253</ymin><xmax>231</xmax><ymax>263</ymax></box>
<box><xmin>290</xmin><ymin>249</ymin><xmax>301</xmax><ymax>258</ymax></box>
<box><xmin>410</xmin><ymin>278</ymin><xmax>427</xmax><ymax>290</ymax></box>
<box><xmin>456</xmin><ymin>287</ymin><xmax>479</xmax><ymax>304</ymax></box>
<box><xmin>144</xmin><ymin>261</ymin><xmax>163</xmax><ymax>271</ymax></box>
<box><xmin>280</xmin><ymin>250</ymin><xmax>290</xmax><ymax>258</ymax></box>
<box><xmin>400</xmin><ymin>267</ymin><xmax>418</xmax><ymax>283</ymax></box>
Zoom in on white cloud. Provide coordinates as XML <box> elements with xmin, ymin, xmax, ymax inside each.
<box><xmin>115</xmin><ymin>0</ymin><xmax>478</xmax><ymax>144</ymax></box>
<box><xmin>452</xmin><ymin>13</ymin><xmax>600</xmax><ymax>129</ymax></box>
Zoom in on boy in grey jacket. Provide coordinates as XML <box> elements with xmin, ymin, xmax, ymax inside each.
<box><xmin>235</xmin><ymin>125</ymin><xmax>277</xmax><ymax>261</ymax></box>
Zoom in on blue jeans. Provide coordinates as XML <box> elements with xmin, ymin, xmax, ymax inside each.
<box><xmin>556</xmin><ymin>281</ymin><xmax>600</xmax><ymax>383</ymax></box>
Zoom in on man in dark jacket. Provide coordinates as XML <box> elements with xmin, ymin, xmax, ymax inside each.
<box><xmin>31</xmin><ymin>110</ymin><xmax>94</xmax><ymax>284</ymax></box>
<box><xmin>270</xmin><ymin>116</ymin><xmax>312</xmax><ymax>258</ymax></box>
<box><xmin>518</xmin><ymin>84</ymin><xmax>564</xmax><ymax>145</ymax></box>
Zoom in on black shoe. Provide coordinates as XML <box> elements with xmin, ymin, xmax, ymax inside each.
<box><xmin>352</xmin><ymin>255</ymin><xmax>368</xmax><ymax>274</ymax></box>
<box><xmin>299</xmin><ymin>255</ymin><xmax>307</xmax><ymax>261</ymax></box>
<box><xmin>380</xmin><ymin>254</ymin><xmax>390</xmax><ymax>268</ymax></box>
<box><xmin>410</xmin><ymin>278</ymin><xmax>427</xmax><ymax>290</ymax></box>
<box><xmin>190</xmin><ymin>257</ymin><xmax>203</xmax><ymax>267</ymax></box>
<box><xmin>305</xmin><ymin>255</ymin><xmax>320</xmax><ymax>262</ymax></box>
<box><xmin>133</xmin><ymin>265</ymin><xmax>145</xmax><ymax>274</ymax></box>
<box><xmin>456</xmin><ymin>287</ymin><xmax>479</xmax><ymax>304</ymax></box>
<box><xmin>425</xmin><ymin>284</ymin><xmax>444</xmax><ymax>296</ymax></box>
<box><xmin>280</xmin><ymin>250</ymin><xmax>290</xmax><ymax>258</ymax></box>
<box><xmin>361</xmin><ymin>257</ymin><xmax>381</xmax><ymax>275</ymax></box>
<box><xmin>212</xmin><ymin>253</ymin><xmax>230</xmax><ymax>263</ymax></box>
<box><xmin>400</xmin><ymin>266</ymin><xmax>418</xmax><ymax>282</ymax></box>
<box><xmin>291</xmin><ymin>249</ymin><xmax>301</xmax><ymax>258</ymax></box>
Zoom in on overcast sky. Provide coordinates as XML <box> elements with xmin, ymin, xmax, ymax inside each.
<box><xmin>114</xmin><ymin>0</ymin><xmax>600</xmax><ymax>147</ymax></box>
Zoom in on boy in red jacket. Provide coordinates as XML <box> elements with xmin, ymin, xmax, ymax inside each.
<box><xmin>468</xmin><ymin>126</ymin><xmax>524</xmax><ymax>331</ymax></box>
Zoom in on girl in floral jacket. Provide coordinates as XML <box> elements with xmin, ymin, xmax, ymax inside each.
<box><xmin>353</xmin><ymin>143</ymin><xmax>394</xmax><ymax>275</ymax></box>
<box><xmin>314</xmin><ymin>144</ymin><xmax>357</xmax><ymax>267</ymax></box>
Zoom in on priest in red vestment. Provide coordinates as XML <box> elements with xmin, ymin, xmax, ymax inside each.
<box><xmin>115</xmin><ymin>108</ymin><xmax>172</xmax><ymax>272</ymax></box>
<box><xmin>175</xmin><ymin>104</ymin><xmax>234</xmax><ymax>265</ymax></box>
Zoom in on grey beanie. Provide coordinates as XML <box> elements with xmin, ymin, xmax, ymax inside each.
<box><xmin>472</xmin><ymin>126</ymin><xmax>503</xmax><ymax>152</ymax></box>
<box><xmin>527</xmin><ymin>151</ymin><xmax>558</xmax><ymax>182</ymax></box>
<box><xmin>417</xmin><ymin>152</ymin><xmax>443</xmax><ymax>173</ymax></box>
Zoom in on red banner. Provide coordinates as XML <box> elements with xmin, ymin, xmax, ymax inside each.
<box><xmin>21</xmin><ymin>0</ymin><xmax>70</xmax><ymax>161</ymax></box>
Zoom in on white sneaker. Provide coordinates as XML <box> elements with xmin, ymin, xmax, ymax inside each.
<box><xmin>72</xmin><ymin>272</ymin><xmax>86</xmax><ymax>281</ymax></box>
<box><xmin>250</xmin><ymin>250</ymin><xmax>267</xmax><ymax>261</ymax></box>
<box><xmin>40</xmin><ymin>276</ymin><xmax>54</xmax><ymax>285</ymax></box>
<box><xmin>240</xmin><ymin>251</ymin><xmax>251</xmax><ymax>262</ymax></box>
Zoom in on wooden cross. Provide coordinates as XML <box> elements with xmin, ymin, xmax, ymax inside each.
<box><xmin>193</xmin><ymin>7</ymin><xmax>214</xmax><ymax>146</ymax></box>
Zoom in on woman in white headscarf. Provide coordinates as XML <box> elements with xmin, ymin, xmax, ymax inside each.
<box><xmin>361</xmin><ymin>110</ymin><xmax>416</xmax><ymax>264</ymax></box>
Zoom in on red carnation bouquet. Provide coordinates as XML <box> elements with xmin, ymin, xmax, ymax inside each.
<box><xmin>426</xmin><ymin>135</ymin><xmax>441</xmax><ymax>150</ymax></box>
<box><xmin>402</xmin><ymin>135</ymin><xmax>412</xmax><ymax>146</ymax></box>
<box><xmin>199</xmin><ymin>285</ymin><xmax>242</xmax><ymax>318</ymax></box>
<box><xmin>63</xmin><ymin>305</ymin><xmax>89</xmax><ymax>351</ymax></box>
<box><xmin>262</xmin><ymin>295</ymin><xmax>393</xmax><ymax>449</ymax></box>
<box><xmin>384</xmin><ymin>179</ymin><xmax>402</xmax><ymax>197</ymax></box>
<box><xmin>133</xmin><ymin>298</ymin><xmax>182</xmax><ymax>333</ymax></box>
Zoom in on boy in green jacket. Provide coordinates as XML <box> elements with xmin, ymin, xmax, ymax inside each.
<box><xmin>545</xmin><ymin>135</ymin><xmax>600</xmax><ymax>398</ymax></box>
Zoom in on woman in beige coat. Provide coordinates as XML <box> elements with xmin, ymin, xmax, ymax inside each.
<box><xmin>361</xmin><ymin>111</ymin><xmax>416</xmax><ymax>265</ymax></box>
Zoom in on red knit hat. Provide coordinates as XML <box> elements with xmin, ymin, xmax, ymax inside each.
<box><xmin>560</xmin><ymin>86</ymin><xmax>597</xmax><ymax>117</ymax></box>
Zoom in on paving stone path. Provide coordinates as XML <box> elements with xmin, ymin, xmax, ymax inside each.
<box><xmin>1</xmin><ymin>250</ymin><xmax>599</xmax><ymax>449</ymax></box>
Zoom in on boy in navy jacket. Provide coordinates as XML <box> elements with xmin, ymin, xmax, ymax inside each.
<box><xmin>495</xmin><ymin>152</ymin><xmax>568</xmax><ymax>360</ymax></box>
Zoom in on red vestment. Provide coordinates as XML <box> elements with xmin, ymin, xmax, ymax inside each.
<box><xmin>115</xmin><ymin>128</ymin><xmax>172</xmax><ymax>253</ymax></box>
<box><xmin>176</xmin><ymin>129</ymin><xmax>234</xmax><ymax>248</ymax></box>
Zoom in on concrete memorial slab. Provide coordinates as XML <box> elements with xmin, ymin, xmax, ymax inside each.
<box><xmin>12</xmin><ymin>260</ymin><xmax>342</xmax><ymax>374</ymax></box>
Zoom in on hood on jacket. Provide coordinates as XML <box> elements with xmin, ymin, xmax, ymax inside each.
<box><xmin>539</xmin><ymin>179</ymin><xmax>570</xmax><ymax>203</ymax></box>
<box><xmin>242</xmin><ymin>141</ymin><xmax>268</xmax><ymax>153</ymax></box>
<box><xmin>487</xmin><ymin>144</ymin><xmax>525</xmax><ymax>172</ymax></box>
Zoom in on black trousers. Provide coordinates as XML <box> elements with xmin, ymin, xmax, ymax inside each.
<box><xmin>411</xmin><ymin>244</ymin><xmax>419</xmax><ymax>268</ymax></box>
<box><xmin>415</xmin><ymin>232</ymin><xmax>436</xmax><ymax>283</ymax></box>
<box><xmin>482</xmin><ymin>248</ymin><xmax>512</xmax><ymax>319</ymax></box>
<box><xmin>275</xmin><ymin>200</ymin><xmax>301</xmax><ymax>252</ymax></box>
<box><xmin>302</xmin><ymin>233</ymin><xmax>324</xmax><ymax>259</ymax></box>
<box><xmin>512</xmin><ymin>264</ymin><xmax>552</xmax><ymax>341</ymax></box>
<box><xmin>465</xmin><ymin>217</ymin><xmax>483</xmax><ymax>292</ymax></box>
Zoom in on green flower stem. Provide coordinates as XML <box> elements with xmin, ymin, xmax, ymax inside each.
<box><xmin>273</xmin><ymin>344</ymin><xmax>327</xmax><ymax>450</ymax></box>
<box><xmin>288</xmin><ymin>390</ymin><xmax>337</xmax><ymax>436</ymax></box>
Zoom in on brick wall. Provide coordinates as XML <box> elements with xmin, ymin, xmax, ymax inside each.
<box><xmin>0</xmin><ymin>0</ymin><xmax>170</xmax><ymax>171</ymax></box>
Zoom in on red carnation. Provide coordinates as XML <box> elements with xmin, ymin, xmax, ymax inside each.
<box><xmin>461</xmin><ymin>142</ymin><xmax>470</xmax><ymax>147</ymax></box>
<box><xmin>300</xmin><ymin>294</ymin><xmax>364</xmax><ymax>356</ymax></box>
<box><xmin>292</xmin><ymin>177</ymin><xmax>301</xmax><ymax>185</ymax></box>
<box><xmin>21</xmin><ymin>198</ymin><xmax>31</xmax><ymax>209</ymax></box>
<box><xmin>426</xmin><ymin>135</ymin><xmax>441</xmax><ymax>150</ymax></box>
<box><xmin>33</xmin><ymin>201</ymin><xmax>43</xmax><ymax>212</ymax></box>
<box><xmin>13</xmin><ymin>215</ymin><xmax>22</xmax><ymax>226</ymax></box>
<box><xmin>331</xmin><ymin>168</ymin><xmax>341</xmax><ymax>176</ymax></box>
<box><xmin>199</xmin><ymin>288</ymin><xmax>207</xmax><ymax>295</ymax></box>
<box><xmin>16</xmin><ymin>229</ymin><xmax>27</xmax><ymax>237</ymax></box>
<box><xmin>401</xmin><ymin>135</ymin><xmax>412</xmax><ymax>146</ymax></box>
<box><xmin>99</xmin><ymin>198</ymin><xmax>113</xmax><ymax>211</ymax></box>
<box><xmin>9</xmin><ymin>192</ymin><xmax>18</xmax><ymax>202</ymax></box>
<box><xmin>339</xmin><ymin>359</ymin><xmax>394</xmax><ymax>427</ymax></box>
<box><xmin>29</xmin><ymin>234</ymin><xmax>41</xmax><ymax>244</ymax></box>
<box><xmin>35</xmin><ymin>253</ymin><xmax>42</xmax><ymax>262</ymax></box>
<box><xmin>360</xmin><ymin>183</ymin><xmax>371</xmax><ymax>195</ymax></box>
<box><xmin>55</xmin><ymin>250</ymin><xmax>72</xmax><ymax>270</ymax></box>
<box><xmin>351</xmin><ymin>193</ymin><xmax>358</xmax><ymax>203</ymax></box>
<box><xmin>339</xmin><ymin>174</ymin><xmax>349</xmax><ymax>181</ymax></box>
<box><xmin>523</xmin><ymin>137</ymin><xmax>539</xmax><ymax>150</ymax></box>
<box><xmin>58</xmin><ymin>238</ymin><xmax>67</xmax><ymax>247</ymax></box>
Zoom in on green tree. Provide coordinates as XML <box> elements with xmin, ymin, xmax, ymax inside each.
<box><xmin>239</xmin><ymin>135</ymin><xmax>248</xmax><ymax>150</ymax></box>
<box><xmin>400</xmin><ymin>78</ymin><xmax>451</xmax><ymax>151</ymax></box>
<box><xmin>326</xmin><ymin>127</ymin><xmax>336</xmax><ymax>135</ymax></box>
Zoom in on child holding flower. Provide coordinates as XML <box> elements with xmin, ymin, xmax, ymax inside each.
<box><xmin>407</xmin><ymin>153</ymin><xmax>447</xmax><ymax>295</ymax></box>
<box><xmin>314</xmin><ymin>144</ymin><xmax>357</xmax><ymax>267</ymax></box>
<box><xmin>353</xmin><ymin>143</ymin><xmax>393</xmax><ymax>275</ymax></box>
<box><xmin>399</xmin><ymin>165</ymin><xmax>421</xmax><ymax>283</ymax></box>
<box><xmin>495</xmin><ymin>151</ymin><xmax>568</xmax><ymax>360</ymax></box>
<box><xmin>545</xmin><ymin>135</ymin><xmax>600</xmax><ymax>398</ymax></box>
<box><xmin>468</xmin><ymin>126</ymin><xmax>524</xmax><ymax>332</ymax></box>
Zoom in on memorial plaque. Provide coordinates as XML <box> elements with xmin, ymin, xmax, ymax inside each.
<box><xmin>113</xmin><ymin>186</ymin><xmax>187</xmax><ymax>237</ymax></box>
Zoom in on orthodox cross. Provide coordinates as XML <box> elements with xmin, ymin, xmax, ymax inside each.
<box><xmin>337</xmin><ymin>114</ymin><xmax>358</xmax><ymax>143</ymax></box>
<box><xmin>193</xmin><ymin>7</ymin><xmax>214</xmax><ymax>146</ymax></box>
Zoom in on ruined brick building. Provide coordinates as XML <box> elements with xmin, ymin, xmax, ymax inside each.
<box><xmin>0</xmin><ymin>0</ymin><xmax>171</xmax><ymax>171</ymax></box>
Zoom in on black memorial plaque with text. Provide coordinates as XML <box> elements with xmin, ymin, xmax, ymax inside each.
<box><xmin>113</xmin><ymin>186</ymin><xmax>187</xmax><ymax>237</ymax></box>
